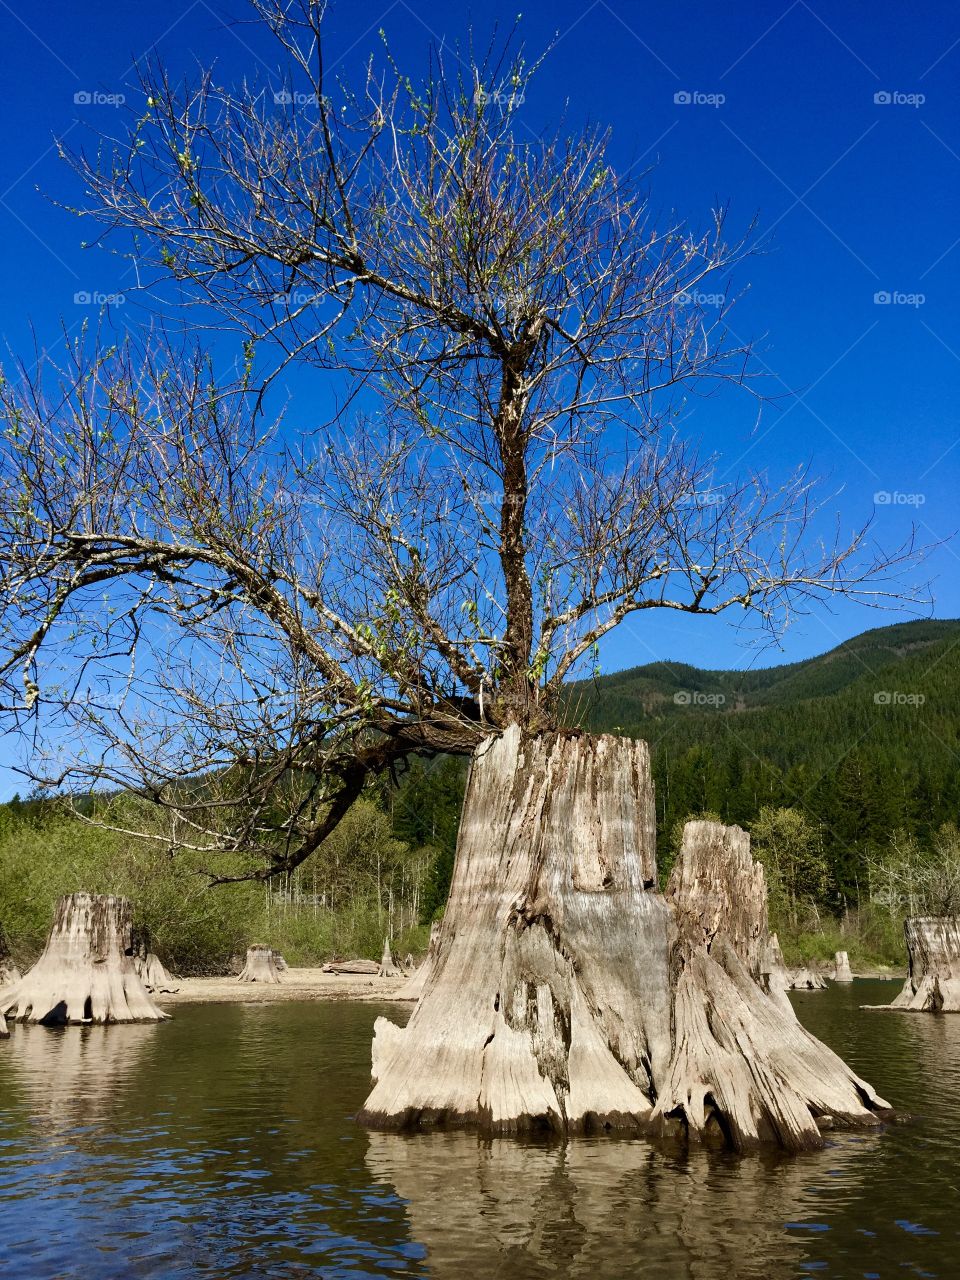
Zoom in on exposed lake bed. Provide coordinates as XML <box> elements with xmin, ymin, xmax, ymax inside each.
<box><xmin>1</xmin><ymin>982</ymin><xmax>957</xmax><ymax>1279</ymax></box>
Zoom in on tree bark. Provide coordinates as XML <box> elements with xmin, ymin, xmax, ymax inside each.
<box><xmin>886</xmin><ymin>917</ymin><xmax>960</xmax><ymax>1012</ymax></box>
<box><xmin>0</xmin><ymin>893</ymin><xmax>166</xmax><ymax>1024</ymax></box>
<box><xmin>834</xmin><ymin>950</ymin><xmax>853</xmax><ymax>982</ymax></box>
<box><xmin>359</xmin><ymin>730</ymin><xmax>891</xmax><ymax>1150</ymax></box>
<box><xmin>238</xmin><ymin>944</ymin><xmax>284</xmax><ymax>983</ymax></box>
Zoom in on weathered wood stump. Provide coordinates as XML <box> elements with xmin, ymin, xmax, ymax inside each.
<box><xmin>789</xmin><ymin>967</ymin><xmax>828</xmax><ymax>991</ymax></box>
<box><xmin>238</xmin><ymin>944</ymin><xmax>284</xmax><ymax>983</ymax></box>
<box><xmin>759</xmin><ymin>932</ymin><xmax>796</xmax><ymax>1019</ymax></box>
<box><xmin>322</xmin><ymin>958</ymin><xmax>381</xmax><ymax>975</ymax></box>
<box><xmin>887</xmin><ymin>917</ymin><xmax>960</xmax><ymax>1012</ymax></box>
<box><xmin>133</xmin><ymin>951</ymin><xmax>180</xmax><ymax>993</ymax></box>
<box><xmin>0</xmin><ymin>893</ymin><xmax>166</xmax><ymax>1024</ymax></box>
<box><xmin>397</xmin><ymin>921</ymin><xmax>441</xmax><ymax>1003</ymax></box>
<box><xmin>834</xmin><ymin>950</ymin><xmax>853</xmax><ymax>982</ymax></box>
<box><xmin>358</xmin><ymin>730</ymin><xmax>892</xmax><ymax>1150</ymax></box>
<box><xmin>379</xmin><ymin>938</ymin><xmax>402</xmax><ymax>978</ymax></box>
<box><xmin>652</xmin><ymin>821</ymin><xmax>887</xmax><ymax>1149</ymax></box>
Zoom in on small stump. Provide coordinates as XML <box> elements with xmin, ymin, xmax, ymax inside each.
<box><xmin>789</xmin><ymin>968</ymin><xmax>827</xmax><ymax>991</ymax></box>
<box><xmin>134</xmin><ymin>951</ymin><xmax>180</xmax><ymax>994</ymax></box>
<box><xmin>379</xmin><ymin>938</ymin><xmax>402</xmax><ymax>978</ymax></box>
<box><xmin>0</xmin><ymin>893</ymin><xmax>166</xmax><ymax>1025</ymax></box>
<box><xmin>238</xmin><ymin>944</ymin><xmax>284</xmax><ymax>984</ymax></box>
<box><xmin>833</xmin><ymin>951</ymin><xmax>853</xmax><ymax>983</ymax></box>
<box><xmin>887</xmin><ymin>917</ymin><xmax>960</xmax><ymax>1012</ymax></box>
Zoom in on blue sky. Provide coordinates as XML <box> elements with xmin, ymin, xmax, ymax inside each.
<box><xmin>0</xmin><ymin>1</ymin><xmax>957</xmax><ymax>796</ymax></box>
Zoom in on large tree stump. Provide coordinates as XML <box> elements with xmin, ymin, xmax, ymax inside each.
<box><xmin>238</xmin><ymin>944</ymin><xmax>284</xmax><ymax>983</ymax></box>
<box><xmin>834</xmin><ymin>950</ymin><xmax>853</xmax><ymax>982</ymax></box>
<box><xmin>651</xmin><ymin>822</ymin><xmax>888</xmax><ymax>1150</ymax></box>
<box><xmin>0</xmin><ymin>893</ymin><xmax>166</xmax><ymax>1025</ymax></box>
<box><xmin>397</xmin><ymin>921</ymin><xmax>441</xmax><ymax>1002</ymax></box>
<box><xmin>359</xmin><ymin>731</ymin><xmax>891</xmax><ymax>1150</ymax></box>
<box><xmin>886</xmin><ymin>917</ymin><xmax>960</xmax><ymax>1012</ymax></box>
<box><xmin>361</xmin><ymin>728</ymin><xmax>679</xmax><ymax>1136</ymax></box>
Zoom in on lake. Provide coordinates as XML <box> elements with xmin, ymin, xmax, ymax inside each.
<box><xmin>0</xmin><ymin>981</ymin><xmax>957</xmax><ymax>1278</ymax></box>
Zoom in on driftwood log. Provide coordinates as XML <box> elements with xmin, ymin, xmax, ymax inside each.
<box><xmin>238</xmin><ymin>944</ymin><xmax>284</xmax><ymax>983</ymax></box>
<box><xmin>885</xmin><ymin>917</ymin><xmax>960</xmax><ymax>1012</ymax></box>
<box><xmin>0</xmin><ymin>893</ymin><xmax>166</xmax><ymax>1024</ymax></box>
<box><xmin>834</xmin><ymin>950</ymin><xmax>853</xmax><ymax>982</ymax></box>
<box><xmin>359</xmin><ymin>729</ymin><xmax>891</xmax><ymax>1151</ymax></box>
<box><xmin>379</xmin><ymin>938</ymin><xmax>402</xmax><ymax>978</ymax></box>
<box><xmin>397</xmin><ymin>921</ymin><xmax>441</xmax><ymax>1002</ymax></box>
<box><xmin>322</xmin><ymin>958</ymin><xmax>381</xmax><ymax>975</ymax></box>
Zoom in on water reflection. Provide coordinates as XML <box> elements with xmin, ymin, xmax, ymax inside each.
<box><xmin>366</xmin><ymin>1129</ymin><xmax>881</xmax><ymax>1280</ymax></box>
<box><xmin>3</xmin><ymin>1022</ymin><xmax>158</xmax><ymax>1134</ymax></box>
<box><xmin>0</xmin><ymin>992</ymin><xmax>959</xmax><ymax>1279</ymax></box>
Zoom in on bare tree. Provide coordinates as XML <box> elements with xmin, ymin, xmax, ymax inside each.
<box><xmin>0</xmin><ymin>3</ymin><xmax>913</xmax><ymax>1142</ymax></box>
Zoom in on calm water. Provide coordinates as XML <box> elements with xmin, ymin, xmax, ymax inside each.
<box><xmin>1</xmin><ymin>983</ymin><xmax>958</xmax><ymax>1279</ymax></box>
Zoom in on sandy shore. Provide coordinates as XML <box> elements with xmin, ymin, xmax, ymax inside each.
<box><xmin>154</xmin><ymin>967</ymin><xmax>413</xmax><ymax>1008</ymax></box>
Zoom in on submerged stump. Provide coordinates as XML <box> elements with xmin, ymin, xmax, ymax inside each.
<box><xmin>886</xmin><ymin>917</ymin><xmax>960</xmax><ymax>1012</ymax></box>
<box><xmin>834</xmin><ymin>951</ymin><xmax>853</xmax><ymax>983</ymax></box>
<box><xmin>238</xmin><ymin>944</ymin><xmax>284</xmax><ymax>984</ymax></box>
<box><xmin>358</xmin><ymin>730</ymin><xmax>891</xmax><ymax>1151</ymax></box>
<box><xmin>0</xmin><ymin>893</ymin><xmax>166</xmax><ymax>1025</ymax></box>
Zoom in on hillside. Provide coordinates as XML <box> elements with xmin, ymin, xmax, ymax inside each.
<box><xmin>571</xmin><ymin>618</ymin><xmax>960</xmax><ymax>889</ymax></box>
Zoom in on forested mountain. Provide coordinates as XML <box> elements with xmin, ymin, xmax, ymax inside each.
<box><xmin>570</xmin><ymin>618</ymin><xmax>960</xmax><ymax>894</ymax></box>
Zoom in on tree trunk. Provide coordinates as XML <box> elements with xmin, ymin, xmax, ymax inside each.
<box><xmin>834</xmin><ymin>950</ymin><xmax>853</xmax><ymax>982</ymax></box>
<box><xmin>0</xmin><ymin>893</ymin><xmax>166</xmax><ymax>1025</ymax></box>
<box><xmin>379</xmin><ymin>938</ymin><xmax>402</xmax><ymax>978</ymax></box>
<box><xmin>359</xmin><ymin>730</ymin><xmax>891</xmax><ymax>1151</ymax></box>
<box><xmin>133</xmin><ymin>951</ymin><xmax>180</xmax><ymax>993</ymax></box>
<box><xmin>397</xmin><ymin>921</ymin><xmax>441</xmax><ymax>1002</ymax></box>
<box><xmin>238</xmin><ymin>944</ymin><xmax>284</xmax><ymax>983</ymax></box>
<box><xmin>887</xmin><ymin>917</ymin><xmax>960</xmax><ymax>1012</ymax></box>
